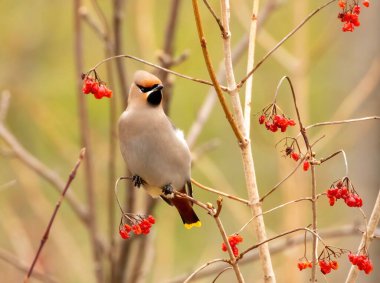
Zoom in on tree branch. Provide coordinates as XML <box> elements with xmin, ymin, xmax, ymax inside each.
<box><xmin>24</xmin><ymin>149</ymin><xmax>85</xmax><ymax>282</ymax></box>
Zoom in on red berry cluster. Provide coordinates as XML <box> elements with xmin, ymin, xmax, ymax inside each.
<box><xmin>119</xmin><ymin>215</ymin><xmax>155</xmax><ymax>240</ymax></box>
<box><xmin>326</xmin><ymin>179</ymin><xmax>363</xmax><ymax>207</ymax></box>
<box><xmin>82</xmin><ymin>75</ymin><xmax>112</xmax><ymax>99</ymax></box>
<box><xmin>221</xmin><ymin>234</ymin><xmax>243</xmax><ymax>257</ymax></box>
<box><xmin>297</xmin><ymin>261</ymin><xmax>312</xmax><ymax>271</ymax></box>
<box><xmin>338</xmin><ymin>0</ymin><xmax>370</xmax><ymax>32</ymax></box>
<box><xmin>259</xmin><ymin>113</ymin><xmax>296</xmax><ymax>133</ymax></box>
<box><xmin>319</xmin><ymin>259</ymin><xmax>339</xmax><ymax>274</ymax></box>
<box><xmin>348</xmin><ymin>253</ymin><xmax>373</xmax><ymax>274</ymax></box>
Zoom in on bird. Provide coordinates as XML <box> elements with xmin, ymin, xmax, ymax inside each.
<box><xmin>118</xmin><ymin>70</ymin><xmax>201</xmax><ymax>229</ymax></box>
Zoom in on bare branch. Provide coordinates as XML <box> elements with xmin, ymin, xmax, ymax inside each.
<box><xmin>89</xmin><ymin>54</ymin><xmax>227</xmax><ymax>91</ymax></box>
<box><xmin>183</xmin><ymin>259</ymin><xmax>227</xmax><ymax>283</ymax></box>
<box><xmin>191</xmin><ymin>178</ymin><xmax>250</xmax><ymax>205</ymax></box>
<box><xmin>24</xmin><ymin>149</ymin><xmax>85</xmax><ymax>282</ymax></box>
<box><xmin>305</xmin><ymin>116</ymin><xmax>380</xmax><ymax>131</ymax></box>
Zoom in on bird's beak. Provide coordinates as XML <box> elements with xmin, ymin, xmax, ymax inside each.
<box><xmin>152</xmin><ymin>84</ymin><xmax>164</xmax><ymax>92</ymax></box>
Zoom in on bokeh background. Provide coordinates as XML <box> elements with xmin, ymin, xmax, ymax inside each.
<box><xmin>0</xmin><ymin>0</ymin><xmax>379</xmax><ymax>282</ymax></box>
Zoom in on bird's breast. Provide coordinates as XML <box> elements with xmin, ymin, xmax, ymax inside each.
<box><xmin>119</xmin><ymin>109</ymin><xmax>191</xmax><ymax>190</ymax></box>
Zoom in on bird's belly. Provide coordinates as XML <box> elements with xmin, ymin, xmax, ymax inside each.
<box><xmin>124</xmin><ymin>133</ymin><xmax>189</xmax><ymax>190</ymax></box>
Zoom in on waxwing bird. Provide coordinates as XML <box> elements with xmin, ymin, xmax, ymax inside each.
<box><xmin>118</xmin><ymin>70</ymin><xmax>201</xmax><ymax>229</ymax></box>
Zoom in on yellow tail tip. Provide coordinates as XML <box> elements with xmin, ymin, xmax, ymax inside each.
<box><xmin>184</xmin><ymin>221</ymin><xmax>202</xmax><ymax>229</ymax></box>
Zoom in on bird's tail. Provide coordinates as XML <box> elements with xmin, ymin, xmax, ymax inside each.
<box><xmin>171</xmin><ymin>196</ymin><xmax>201</xmax><ymax>229</ymax></box>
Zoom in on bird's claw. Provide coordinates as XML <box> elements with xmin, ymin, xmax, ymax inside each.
<box><xmin>132</xmin><ymin>175</ymin><xmax>145</xmax><ymax>188</ymax></box>
<box><xmin>162</xmin><ymin>184</ymin><xmax>174</xmax><ymax>198</ymax></box>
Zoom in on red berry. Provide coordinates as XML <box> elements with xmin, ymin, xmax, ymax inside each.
<box><xmin>345</xmin><ymin>195</ymin><xmax>356</xmax><ymax>207</ymax></box>
<box><xmin>132</xmin><ymin>224</ymin><xmax>142</xmax><ymax>235</ymax></box>
<box><xmin>265</xmin><ymin>121</ymin><xmax>271</xmax><ymax>130</ymax></box>
<box><xmin>91</xmin><ymin>81</ymin><xmax>99</xmax><ymax>94</ymax></box>
<box><xmin>96</xmin><ymin>85</ymin><xmax>107</xmax><ymax>98</ymax></box>
<box><xmin>231</xmin><ymin>245</ymin><xmax>239</xmax><ymax>257</ymax></box>
<box><xmin>119</xmin><ymin>229</ymin><xmax>130</xmax><ymax>239</ymax></box>
<box><xmin>259</xmin><ymin>115</ymin><xmax>266</xmax><ymax>124</ymax></box>
<box><xmin>297</xmin><ymin>262</ymin><xmax>304</xmax><ymax>271</ymax></box>
<box><xmin>104</xmin><ymin>87</ymin><xmax>113</xmax><ymax>98</ymax></box>
<box><xmin>303</xmin><ymin>161</ymin><xmax>310</xmax><ymax>171</ymax></box>
<box><xmin>353</xmin><ymin>5</ymin><xmax>361</xmax><ymax>15</ymax></box>
<box><xmin>124</xmin><ymin>224</ymin><xmax>132</xmax><ymax>232</ymax></box>
<box><xmin>82</xmin><ymin>79</ymin><xmax>93</xmax><ymax>94</ymax></box>
<box><xmin>291</xmin><ymin>152</ymin><xmax>300</xmax><ymax>161</ymax></box>
<box><xmin>338</xmin><ymin>0</ymin><xmax>345</xmax><ymax>9</ymax></box>
<box><xmin>330</xmin><ymin>260</ymin><xmax>339</xmax><ymax>270</ymax></box>
<box><xmin>269</xmin><ymin>124</ymin><xmax>278</xmax><ymax>132</ymax></box>
<box><xmin>147</xmin><ymin>215</ymin><xmax>156</xmax><ymax>224</ymax></box>
<box><xmin>329</xmin><ymin>197</ymin><xmax>336</xmax><ymax>206</ymax></box>
<box><xmin>287</xmin><ymin>119</ymin><xmax>296</xmax><ymax>126</ymax></box>
<box><xmin>221</xmin><ymin>243</ymin><xmax>227</xmax><ymax>251</ymax></box>
<box><xmin>363</xmin><ymin>0</ymin><xmax>370</xmax><ymax>7</ymax></box>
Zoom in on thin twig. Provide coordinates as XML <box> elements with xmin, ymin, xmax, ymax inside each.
<box><xmin>275</xmin><ymin>76</ymin><xmax>319</xmax><ymax>280</ymax></box>
<box><xmin>191</xmin><ymin>0</ymin><xmax>246</xmax><ymax>145</ymax></box>
<box><xmin>191</xmin><ymin>178</ymin><xmax>250</xmax><ymax>205</ymax></box>
<box><xmin>305</xmin><ymin>116</ymin><xmax>380</xmax><ymax>131</ymax></box>
<box><xmin>318</xmin><ymin>150</ymin><xmax>348</xmax><ymax>176</ymax></box>
<box><xmin>24</xmin><ymin>149</ymin><xmax>86</xmax><ymax>282</ymax></box>
<box><xmin>212</xmin><ymin>267</ymin><xmax>233</xmax><ymax>283</ymax></box>
<box><xmin>183</xmin><ymin>259</ymin><xmax>227</xmax><ymax>283</ymax></box>
<box><xmin>202</xmin><ymin>0</ymin><xmax>226</xmax><ymax>36</ymax></box>
<box><xmin>243</xmin><ymin>0</ymin><xmax>260</xmax><ymax>133</ymax></box>
<box><xmin>345</xmin><ymin>189</ymin><xmax>380</xmax><ymax>283</ymax></box>
<box><xmin>88</xmin><ymin>54</ymin><xmax>227</xmax><ymax>91</ymax></box>
<box><xmin>260</xmin><ymin>155</ymin><xmax>306</xmax><ymax>202</ymax></box>
<box><xmin>237</xmin><ymin>0</ymin><xmax>337</xmax><ymax>89</ymax></box>
<box><xmin>239</xmin><ymin>227</ymin><xmax>327</xmax><ymax>259</ymax></box>
<box><xmin>237</xmin><ymin>196</ymin><xmax>323</xmax><ymax>235</ymax></box>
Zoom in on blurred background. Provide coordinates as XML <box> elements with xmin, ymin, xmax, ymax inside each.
<box><xmin>0</xmin><ymin>0</ymin><xmax>379</xmax><ymax>282</ymax></box>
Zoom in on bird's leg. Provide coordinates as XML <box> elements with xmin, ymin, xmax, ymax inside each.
<box><xmin>132</xmin><ymin>175</ymin><xmax>145</xmax><ymax>188</ymax></box>
<box><xmin>161</xmin><ymin>184</ymin><xmax>174</xmax><ymax>198</ymax></box>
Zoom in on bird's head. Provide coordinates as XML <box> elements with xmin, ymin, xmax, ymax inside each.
<box><xmin>128</xmin><ymin>70</ymin><xmax>164</xmax><ymax>107</ymax></box>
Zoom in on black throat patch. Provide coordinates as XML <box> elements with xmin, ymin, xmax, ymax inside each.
<box><xmin>147</xmin><ymin>90</ymin><xmax>162</xmax><ymax>106</ymax></box>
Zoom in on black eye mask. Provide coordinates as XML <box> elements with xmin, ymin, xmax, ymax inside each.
<box><xmin>136</xmin><ymin>84</ymin><xmax>159</xmax><ymax>93</ymax></box>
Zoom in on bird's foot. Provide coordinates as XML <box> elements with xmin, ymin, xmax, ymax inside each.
<box><xmin>161</xmin><ymin>184</ymin><xmax>174</xmax><ymax>199</ymax></box>
<box><xmin>132</xmin><ymin>175</ymin><xmax>145</xmax><ymax>188</ymax></box>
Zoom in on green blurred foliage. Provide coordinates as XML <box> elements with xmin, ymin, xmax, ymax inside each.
<box><xmin>0</xmin><ymin>0</ymin><xmax>379</xmax><ymax>282</ymax></box>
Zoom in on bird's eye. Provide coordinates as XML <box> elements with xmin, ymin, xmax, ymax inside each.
<box><xmin>136</xmin><ymin>84</ymin><xmax>159</xmax><ymax>93</ymax></box>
